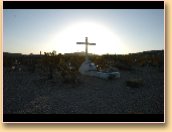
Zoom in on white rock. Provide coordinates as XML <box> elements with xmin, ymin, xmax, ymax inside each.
<box><xmin>79</xmin><ymin>59</ymin><xmax>120</xmax><ymax>79</ymax></box>
<box><xmin>79</xmin><ymin>59</ymin><xmax>97</xmax><ymax>74</ymax></box>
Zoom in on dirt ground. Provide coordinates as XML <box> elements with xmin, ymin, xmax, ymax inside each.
<box><xmin>3</xmin><ymin>66</ymin><xmax>164</xmax><ymax>114</ymax></box>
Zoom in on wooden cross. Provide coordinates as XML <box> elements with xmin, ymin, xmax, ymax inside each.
<box><xmin>76</xmin><ymin>37</ymin><xmax>96</xmax><ymax>60</ymax></box>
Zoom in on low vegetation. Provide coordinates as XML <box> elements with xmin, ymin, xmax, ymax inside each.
<box><xmin>3</xmin><ymin>50</ymin><xmax>164</xmax><ymax>84</ymax></box>
<box><xmin>126</xmin><ymin>78</ymin><xmax>144</xmax><ymax>88</ymax></box>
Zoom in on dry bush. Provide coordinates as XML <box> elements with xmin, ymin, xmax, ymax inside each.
<box><xmin>126</xmin><ymin>78</ymin><xmax>144</xmax><ymax>88</ymax></box>
<box><xmin>114</xmin><ymin>61</ymin><xmax>133</xmax><ymax>71</ymax></box>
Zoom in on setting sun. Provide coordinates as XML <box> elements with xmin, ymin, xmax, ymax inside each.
<box><xmin>48</xmin><ymin>20</ymin><xmax>127</xmax><ymax>55</ymax></box>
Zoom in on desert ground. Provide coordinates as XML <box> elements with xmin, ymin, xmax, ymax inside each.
<box><xmin>3</xmin><ymin>65</ymin><xmax>164</xmax><ymax>114</ymax></box>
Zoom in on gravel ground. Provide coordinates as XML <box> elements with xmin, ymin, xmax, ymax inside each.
<box><xmin>3</xmin><ymin>66</ymin><xmax>164</xmax><ymax>114</ymax></box>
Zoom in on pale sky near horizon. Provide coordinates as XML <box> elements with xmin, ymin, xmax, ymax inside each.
<box><xmin>3</xmin><ymin>9</ymin><xmax>164</xmax><ymax>55</ymax></box>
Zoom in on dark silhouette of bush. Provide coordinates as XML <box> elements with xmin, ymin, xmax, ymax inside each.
<box><xmin>126</xmin><ymin>79</ymin><xmax>144</xmax><ymax>88</ymax></box>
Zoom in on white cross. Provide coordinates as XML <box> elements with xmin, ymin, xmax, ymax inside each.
<box><xmin>76</xmin><ymin>37</ymin><xmax>96</xmax><ymax>60</ymax></box>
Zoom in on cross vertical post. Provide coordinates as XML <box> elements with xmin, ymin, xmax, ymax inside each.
<box><xmin>85</xmin><ymin>37</ymin><xmax>88</xmax><ymax>60</ymax></box>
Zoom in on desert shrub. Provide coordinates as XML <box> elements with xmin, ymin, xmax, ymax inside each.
<box><xmin>39</xmin><ymin>51</ymin><xmax>60</xmax><ymax>79</ymax></box>
<box><xmin>28</xmin><ymin>63</ymin><xmax>36</xmax><ymax>73</ymax></box>
<box><xmin>115</xmin><ymin>62</ymin><xmax>133</xmax><ymax>71</ymax></box>
<box><xmin>39</xmin><ymin>52</ymin><xmax>81</xmax><ymax>84</ymax></box>
<box><xmin>57</xmin><ymin>62</ymin><xmax>80</xmax><ymax>84</ymax></box>
<box><xmin>126</xmin><ymin>78</ymin><xmax>143</xmax><ymax>88</ymax></box>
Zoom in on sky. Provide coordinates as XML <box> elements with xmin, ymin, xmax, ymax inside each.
<box><xmin>3</xmin><ymin>9</ymin><xmax>164</xmax><ymax>55</ymax></box>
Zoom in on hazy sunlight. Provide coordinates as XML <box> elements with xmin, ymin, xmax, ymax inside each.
<box><xmin>47</xmin><ymin>20</ymin><xmax>127</xmax><ymax>55</ymax></box>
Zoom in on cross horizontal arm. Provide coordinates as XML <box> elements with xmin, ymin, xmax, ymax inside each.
<box><xmin>76</xmin><ymin>42</ymin><xmax>86</xmax><ymax>44</ymax></box>
<box><xmin>88</xmin><ymin>43</ymin><xmax>96</xmax><ymax>45</ymax></box>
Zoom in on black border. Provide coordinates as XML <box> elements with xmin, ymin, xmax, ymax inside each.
<box><xmin>3</xmin><ymin>1</ymin><xmax>164</xmax><ymax>9</ymax></box>
<box><xmin>3</xmin><ymin>114</ymin><xmax>164</xmax><ymax>122</ymax></box>
<box><xmin>3</xmin><ymin>0</ymin><xmax>164</xmax><ymax>123</ymax></box>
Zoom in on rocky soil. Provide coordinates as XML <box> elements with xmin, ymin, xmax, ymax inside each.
<box><xmin>3</xmin><ymin>66</ymin><xmax>164</xmax><ymax>114</ymax></box>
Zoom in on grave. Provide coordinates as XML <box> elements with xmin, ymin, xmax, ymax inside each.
<box><xmin>76</xmin><ymin>37</ymin><xmax>120</xmax><ymax>79</ymax></box>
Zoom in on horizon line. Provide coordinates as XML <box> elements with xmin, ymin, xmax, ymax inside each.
<box><xmin>3</xmin><ymin>49</ymin><xmax>164</xmax><ymax>56</ymax></box>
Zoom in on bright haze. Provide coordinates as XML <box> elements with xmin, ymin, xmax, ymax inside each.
<box><xmin>3</xmin><ymin>9</ymin><xmax>164</xmax><ymax>55</ymax></box>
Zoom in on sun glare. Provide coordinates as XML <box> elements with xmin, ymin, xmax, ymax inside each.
<box><xmin>48</xmin><ymin>20</ymin><xmax>127</xmax><ymax>55</ymax></box>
